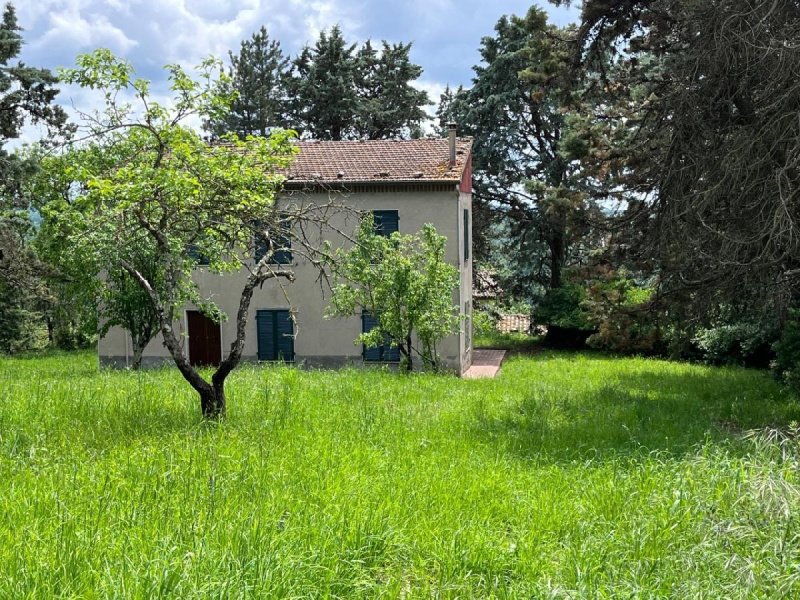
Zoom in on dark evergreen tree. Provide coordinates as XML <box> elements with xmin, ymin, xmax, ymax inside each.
<box><xmin>288</xmin><ymin>26</ymin><xmax>359</xmax><ymax>141</ymax></box>
<box><xmin>434</xmin><ymin>84</ymin><xmax>465</xmax><ymax>137</ymax></box>
<box><xmin>203</xmin><ymin>26</ymin><xmax>290</xmax><ymax>138</ymax></box>
<box><xmin>0</xmin><ymin>2</ymin><xmax>71</xmax><ymax>352</ymax></box>
<box><xmin>287</xmin><ymin>27</ymin><xmax>430</xmax><ymax>140</ymax></box>
<box><xmin>457</xmin><ymin>8</ymin><xmax>601</xmax><ymax>298</ymax></box>
<box><xmin>558</xmin><ymin>0</ymin><xmax>800</xmax><ymax>322</ymax></box>
<box><xmin>354</xmin><ymin>41</ymin><xmax>429</xmax><ymax>139</ymax></box>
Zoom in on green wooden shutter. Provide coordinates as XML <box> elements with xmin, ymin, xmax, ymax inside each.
<box><xmin>256</xmin><ymin>310</ymin><xmax>275</xmax><ymax>360</ymax></box>
<box><xmin>463</xmin><ymin>208</ymin><xmax>470</xmax><ymax>261</ymax></box>
<box><xmin>372</xmin><ymin>210</ymin><xmax>399</xmax><ymax>237</ymax></box>
<box><xmin>362</xmin><ymin>312</ymin><xmax>383</xmax><ymax>361</ymax></box>
<box><xmin>256</xmin><ymin>310</ymin><xmax>294</xmax><ymax>361</ymax></box>
<box><xmin>362</xmin><ymin>312</ymin><xmax>400</xmax><ymax>362</ymax></box>
<box><xmin>275</xmin><ymin>310</ymin><xmax>295</xmax><ymax>361</ymax></box>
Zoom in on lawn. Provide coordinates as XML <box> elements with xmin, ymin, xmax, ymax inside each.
<box><xmin>1</xmin><ymin>351</ymin><xmax>799</xmax><ymax>598</ymax></box>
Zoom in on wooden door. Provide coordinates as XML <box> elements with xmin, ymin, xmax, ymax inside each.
<box><xmin>187</xmin><ymin>310</ymin><xmax>221</xmax><ymax>367</ymax></box>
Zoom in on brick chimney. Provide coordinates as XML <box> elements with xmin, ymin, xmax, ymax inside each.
<box><xmin>448</xmin><ymin>122</ymin><xmax>457</xmax><ymax>166</ymax></box>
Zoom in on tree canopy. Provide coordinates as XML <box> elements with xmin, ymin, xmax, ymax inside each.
<box><xmin>51</xmin><ymin>49</ymin><xmax>311</xmax><ymax>417</ymax></box>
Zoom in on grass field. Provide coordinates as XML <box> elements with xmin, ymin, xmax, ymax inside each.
<box><xmin>1</xmin><ymin>350</ymin><xmax>800</xmax><ymax>598</ymax></box>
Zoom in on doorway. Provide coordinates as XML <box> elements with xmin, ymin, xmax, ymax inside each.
<box><xmin>187</xmin><ymin>310</ymin><xmax>222</xmax><ymax>367</ymax></box>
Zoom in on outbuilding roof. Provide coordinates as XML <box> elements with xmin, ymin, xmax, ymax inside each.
<box><xmin>284</xmin><ymin>137</ymin><xmax>473</xmax><ymax>184</ymax></box>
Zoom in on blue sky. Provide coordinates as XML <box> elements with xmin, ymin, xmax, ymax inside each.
<box><xmin>15</xmin><ymin>0</ymin><xmax>580</xmax><ymax>127</ymax></box>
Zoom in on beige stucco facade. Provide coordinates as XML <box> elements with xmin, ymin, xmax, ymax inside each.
<box><xmin>98</xmin><ymin>185</ymin><xmax>473</xmax><ymax>374</ymax></box>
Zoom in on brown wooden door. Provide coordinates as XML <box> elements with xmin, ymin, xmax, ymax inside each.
<box><xmin>187</xmin><ymin>310</ymin><xmax>221</xmax><ymax>367</ymax></box>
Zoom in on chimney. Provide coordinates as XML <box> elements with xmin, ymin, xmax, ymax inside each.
<box><xmin>447</xmin><ymin>122</ymin><xmax>457</xmax><ymax>166</ymax></box>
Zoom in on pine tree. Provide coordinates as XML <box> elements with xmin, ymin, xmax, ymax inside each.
<box><xmin>354</xmin><ymin>41</ymin><xmax>430</xmax><ymax>139</ymax></box>
<box><xmin>204</xmin><ymin>26</ymin><xmax>290</xmax><ymax>138</ymax></box>
<box><xmin>286</xmin><ymin>27</ymin><xmax>430</xmax><ymax>140</ymax></box>
<box><xmin>434</xmin><ymin>84</ymin><xmax>465</xmax><ymax>136</ymax></box>
<box><xmin>288</xmin><ymin>26</ymin><xmax>359</xmax><ymax>141</ymax></box>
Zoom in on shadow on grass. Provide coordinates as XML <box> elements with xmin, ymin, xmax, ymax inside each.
<box><xmin>474</xmin><ymin>332</ymin><xmax>542</xmax><ymax>356</ymax></box>
<box><xmin>472</xmin><ymin>356</ymin><xmax>800</xmax><ymax>462</ymax></box>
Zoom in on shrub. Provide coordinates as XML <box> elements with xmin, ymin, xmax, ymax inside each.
<box><xmin>534</xmin><ymin>284</ymin><xmax>594</xmax><ymax>349</ymax></box>
<box><xmin>584</xmin><ymin>274</ymin><xmax>661</xmax><ymax>354</ymax></box>
<box><xmin>774</xmin><ymin>311</ymin><xmax>800</xmax><ymax>395</ymax></box>
<box><xmin>472</xmin><ymin>307</ymin><xmax>498</xmax><ymax>338</ymax></box>
<box><xmin>693</xmin><ymin>322</ymin><xmax>776</xmax><ymax>367</ymax></box>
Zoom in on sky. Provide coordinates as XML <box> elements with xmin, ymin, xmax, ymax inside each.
<box><xmin>13</xmin><ymin>0</ymin><xmax>580</xmax><ymax>134</ymax></box>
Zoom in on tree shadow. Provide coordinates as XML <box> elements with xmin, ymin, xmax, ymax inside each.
<box><xmin>471</xmin><ymin>357</ymin><xmax>800</xmax><ymax>463</ymax></box>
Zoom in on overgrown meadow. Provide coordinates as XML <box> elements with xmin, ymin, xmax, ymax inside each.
<box><xmin>1</xmin><ymin>351</ymin><xmax>799</xmax><ymax>598</ymax></box>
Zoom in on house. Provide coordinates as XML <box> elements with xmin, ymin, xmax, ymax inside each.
<box><xmin>98</xmin><ymin>126</ymin><xmax>474</xmax><ymax>374</ymax></box>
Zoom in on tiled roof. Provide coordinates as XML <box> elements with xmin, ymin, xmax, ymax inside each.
<box><xmin>284</xmin><ymin>137</ymin><xmax>473</xmax><ymax>184</ymax></box>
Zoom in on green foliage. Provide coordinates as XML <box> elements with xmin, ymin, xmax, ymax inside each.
<box><xmin>288</xmin><ymin>27</ymin><xmax>429</xmax><ymax>140</ymax></box>
<box><xmin>1</xmin><ymin>351</ymin><xmax>799</xmax><ymax>596</ymax></box>
<box><xmin>48</xmin><ymin>49</ymin><xmax>300</xmax><ymax>415</ymax></box>
<box><xmin>693</xmin><ymin>322</ymin><xmax>777</xmax><ymax>367</ymax></box>
<box><xmin>0</xmin><ymin>279</ymin><xmax>48</xmax><ymax>353</ymax></box>
<box><xmin>533</xmin><ymin>283</ymin><xmax>592</xmax><ymax>331</ymax></box>
<box><xmin>203</xmin><ymin>26</ymin><xmax>290</xmax><ymax>138</ymax></box>
<box><xmin>585</xmin><ymin>273</ymin><xmax>661</xmax><ymax>355</ymax></box>
<box><xmin>472</xmin><ymin>307</ymin><xmax>497</xmax><ymax>339</ymax></box>
<box><xmin>774</xmin><ymin>311</ymin><xmax>800</xmax><ymax>395</ymax></box>
<box><xmin>0</xmin><ymin>3</ymin><xmax>72</xmax><ymax>353</ymax></box>
<box><xmin>327</xmin><ymin>218</ymin><xmax>460</xmax><ymax>371</ymax></box>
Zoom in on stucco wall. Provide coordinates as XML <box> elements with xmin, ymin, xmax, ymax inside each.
<box><xmin>98</xmin><ymin>187</ymin><xmax>472</xmax><ymax>373</ymax></box>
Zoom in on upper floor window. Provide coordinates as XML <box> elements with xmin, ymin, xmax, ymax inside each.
<box><xmin>372</xmin><ymin>210</ymin><xmax>399</xmax><ymax>237</ymax></box>
<box><xmin>254</xmin><ymin>218</ymin><xmax>292</xmax><ymax>265</ymax></box>
<box><xmin>187</xmin><ymin>244</ymin><xmax>210</xmax><ymax>266</ymax></box>
<box><xmin>463</xmin><ymin>208</ymin><xmax>470</xmax><ymax>262</ymax></box>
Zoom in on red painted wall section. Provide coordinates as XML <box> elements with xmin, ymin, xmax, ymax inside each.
<box><xmin>460</xmin><ymin>153</ymin><xmax>473</xmax><ymax>193</ymax></box>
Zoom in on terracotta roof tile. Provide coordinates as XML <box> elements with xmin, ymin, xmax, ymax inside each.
<box><xmin>284</xmin><ymin>137</ymin><xmax>473</xmax><ymax>183</ymax></box>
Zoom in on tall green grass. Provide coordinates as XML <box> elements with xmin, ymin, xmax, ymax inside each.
<box><xmin>1</xmin><ymin>351</ymin><xmax>799</xmax><ymax>598</ymax></box>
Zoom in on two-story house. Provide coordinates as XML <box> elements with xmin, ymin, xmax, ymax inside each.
<box><xmin>98</xmin><ymin>126</ymin><xmax>474</xmax><ymax>374</ymax></box>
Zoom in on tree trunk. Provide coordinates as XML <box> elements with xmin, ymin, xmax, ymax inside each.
<box><xmin>131</xmin><ymin>338</ymin><xmax>145</xmax><ymax>370</ymax></box>
<box><xmin>199</xmin><ymin>383</ymin><xmax>226</xmax><ymax>419</ymax></box>
<box><xmin>120</xmin><ymin>259</ymin><xmax>293</xmax><ymax>420</ymax></box>
<box><xmin>549</xmin><ymin>227</ymin><xmax>566</xmax><ymax>289</ymax></box>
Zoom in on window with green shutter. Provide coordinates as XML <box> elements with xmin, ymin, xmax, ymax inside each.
<box><xmin>463</xmin><ymin>208</ymin><xmax>470</xmax><ymax>261</ymax></box>
<box><xmin>372</xmin><ymin>210</ymin><xmax>399</xmax><ymax>237</ymax></box>
<box><xmin>361</xmin><ymin>312</ymin><xmax>400</xmax><ymax>362</ymax></box>
<box><xmin>256</xmin><ymin>310</ymin><xmax>295</xmax><ymax>361</ymax></box>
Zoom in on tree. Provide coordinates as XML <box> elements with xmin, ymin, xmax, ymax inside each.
<box><xmin>203</xmin><ymin>26</ymin><xmax>290</xmax><ymax>138</ymax></box>
<box><xmin>456</xmin><ymin>8</ymin><xmax>601</xmax><ymax>301</ymax></box>
<box><xmin>287</xmin><ymin>27</ymin><xmax>430</xmax><ymax>140</ymax></box>
<box><xmin>354</xmin><ymin>40</ymin><xmax>429</xmax><ymax>139</ymax></box>
<box><xmin>327</xmin><ymin>218</ymin><xmax>460</xmax><ymax>372</ymax></box>
<box><xmin>434</xmin><ymin>84</ymin><xmax>464</xmax><ymax>137</ymax></box>
<box><xmin>557</xmin><ymin>0</ymin><xmax>800</xmax><ymax>323</ymax></box>
<box><xmin>288</xmin><ymin>26</ymin><xmax>359</xmax><ymax>141</ymax></box>
<box><xmin>52</xmin><ymin>49</ymin><xmax>329</xmax><ymax>417</ymax></box>
<box><xmin>0</xmin><ymin>2</ymin><xmax>72</xmax><ymax>352</ymax></box>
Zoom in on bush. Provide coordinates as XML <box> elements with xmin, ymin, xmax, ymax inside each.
<box><xmin>584</xmin><ymin>274</ymin><xmax>661</xmax><ymax>354</ymax></box>
<box><xmin>472</xmin><ymin>307</ymin><xmax>497</xmax><ymax>338</ymax></box>
<box><xmin>693</xmin><ymin>322</ymin><xmax>776</xmax><ymax>368</ymax></box>
<box><xmin>534</xmin><ymin>284</ymin><xmax>594</xmax><ymax>348</ymax></box>
<box><xmin>774</xmin><ymin>311</ymin><xmax>800</xmax><ymax>395</ymax></box>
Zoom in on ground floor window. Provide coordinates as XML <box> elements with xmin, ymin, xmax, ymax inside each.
<box><xmin>256</xmin><ymin>309</ymin><xmax>294</xmax><ymax>362</ymax></box>
<box><xmin>361</xmin><ymin>312</ymin><xmax>400</xmax><ymax>362</ymax></box>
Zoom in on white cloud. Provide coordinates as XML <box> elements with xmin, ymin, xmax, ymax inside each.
<box><xmin>31</xmin><ymin>7</ymin><xmax>138</xmax><ymax>55</ymax></box>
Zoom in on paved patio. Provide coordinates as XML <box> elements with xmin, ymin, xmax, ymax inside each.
<box><xmin>463</xmin><ymin>349</ymin><xmax>506</xmax><ymax>379</ymax></box>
